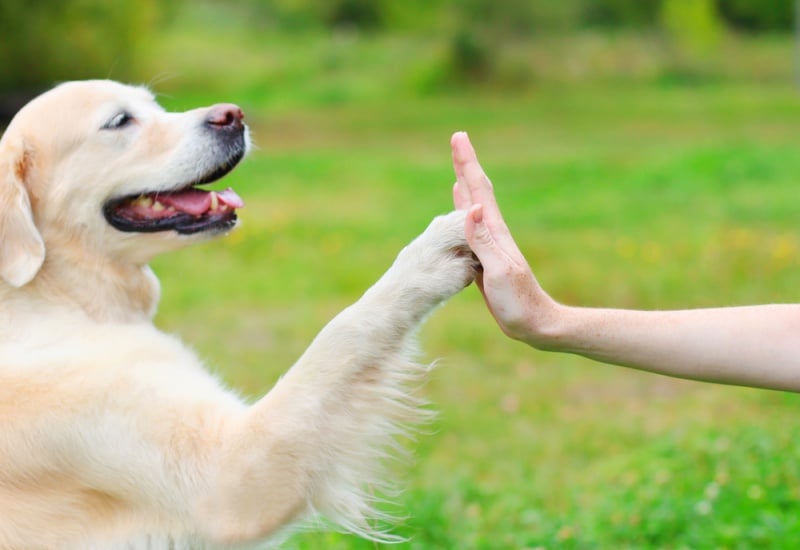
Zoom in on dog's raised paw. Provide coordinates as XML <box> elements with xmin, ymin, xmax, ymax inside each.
<box><xmin>395</xmin><ymin>210</ymin><xmax>479</xmax><ymax>300</ymax></box>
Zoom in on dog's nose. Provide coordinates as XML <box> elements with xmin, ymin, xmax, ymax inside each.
<box><xmin>205</xmin><ymin>104</ymin><xmax>244</xmax><ymax>130</ymax></box>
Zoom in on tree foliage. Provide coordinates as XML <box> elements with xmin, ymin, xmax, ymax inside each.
<box><xmin>0</xmin><ymin>0</ymin><xmax>795</xmax><ymax>97</ymax></box>
<box><xmin>0</xmin><ymin>0</ymin><xmax>175</xmax><ymax>93</ymax></box>
<box><xmin>717</xmin><ymin>0</ymin><xmax>795</xmax><ymax>32</ymax></box>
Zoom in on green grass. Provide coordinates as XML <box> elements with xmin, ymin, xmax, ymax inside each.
<box><xmin>137</xmin><ymin>14</ymin><xmax>800</xmax><ymax>548</ymax></box>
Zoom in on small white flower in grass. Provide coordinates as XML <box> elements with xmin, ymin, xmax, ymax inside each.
<box><xmin>694</xmin><ymin>500</ymin><xmax>712</xmax><ymax>515</ymax></box>
<box><xmin>704</xmin><ymin>482</ymin><xmax>720</xmax><ymax>500</ymax></box>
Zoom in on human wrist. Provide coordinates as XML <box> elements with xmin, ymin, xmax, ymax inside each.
<box><xmin>514</xmin><ymin>295</ymin><xmax>571</xmax><ymax>352</ymax></box>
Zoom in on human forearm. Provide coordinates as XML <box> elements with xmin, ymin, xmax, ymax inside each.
<box><xmin>534</xmin><ymin>303</ymin><xmax>800</xmax><ymax>391</ymax></box>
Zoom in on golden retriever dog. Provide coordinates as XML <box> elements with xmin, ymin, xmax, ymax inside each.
<box><xmin>0</xmin><ymin>80</ymin><xmax>477</xmax><ymax>549</ymax></box>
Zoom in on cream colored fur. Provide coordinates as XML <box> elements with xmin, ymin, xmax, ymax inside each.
<box><xmin>0</xmin><ymin>80</ymin><xmax>476</xmax><ymax>549</ymax></box>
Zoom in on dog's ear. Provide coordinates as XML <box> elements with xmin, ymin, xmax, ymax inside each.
<box><xmin>0</xmin><ymin>138</ymin><xmax>45</xmax><ymax>287</ymax></box>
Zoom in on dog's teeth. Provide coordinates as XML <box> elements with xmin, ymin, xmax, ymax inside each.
<box><xmin>152</xmin><ymin>201</ymin><xmax>165</xmax><ymax>212</ymax></box>
<box><xmin>220</xmin><ymin>205</ymin><xmax>228</xmax><ymax>212</ymax></box>
<box><xmin>167</xmin><ymin>206</ymin><xmax>176</xmax><ymax>212</ymax></box>
<box><xmin>209</xmin><ymin>191</ymin><xmax>219</xmax><ymax>211</ymax></box>
<box><xmin>133</xmin><ymin>196</ymin><xmax>153</xmax><ymax>208</ymax></box>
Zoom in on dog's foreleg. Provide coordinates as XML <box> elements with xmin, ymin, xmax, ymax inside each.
<box><xmin>194</xmin><ymin>211</ymin><xmax>476</xmax><ymax>545</ymax></box>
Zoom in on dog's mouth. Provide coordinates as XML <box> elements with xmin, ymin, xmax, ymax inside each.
<box><xmin>103</xmin><ymin>162</ymin><xmax>245</xmax><ymax>235</ymax></box>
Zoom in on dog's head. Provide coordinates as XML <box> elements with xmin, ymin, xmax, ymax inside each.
<box><xmin>0</xmin><ymin>80</ymin><xmax>249</xmax><ymax>287</ymax></box>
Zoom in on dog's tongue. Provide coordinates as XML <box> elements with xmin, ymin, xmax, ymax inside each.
<box><xmin>159</xmin><ymin>188</ymin><xmax>244</xmax><ymax>216</ymax></box>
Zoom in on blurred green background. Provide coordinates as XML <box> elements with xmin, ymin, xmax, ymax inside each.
<box><xmin>3</xmin><ymin>1</ymin><xmax>800</xmax><ymax>547</ymax></box>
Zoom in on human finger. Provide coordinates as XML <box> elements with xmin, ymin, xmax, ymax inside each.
<box><xmin>464</xmin><ymin>204</ymin><xmax>509</xmax><ymax>268</ymax></box>
<box><xmin>452</xmin><ymin>132</ymin><xmax>523</xmax><ymax>254</ymax></box>
<box><xmin>453</xmin><ymin>181</ymin><xmax>472</xmax><ymax>211</ymax></box>
<box><xmin>451</xmin><ymin>132</ymin><xmax>499</xmax><ymax>215</ymax></box>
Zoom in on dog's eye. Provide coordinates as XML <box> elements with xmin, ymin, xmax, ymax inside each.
<box><xmin>103</xmin><ymin>112</ymin><xmax>134</xmax><ymax>130</ymax></box>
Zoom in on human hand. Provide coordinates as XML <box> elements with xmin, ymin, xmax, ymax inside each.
<box><xmin>451</xmin><ymin>132</ymin><xmax>559</xmax><ymax>345</ymax></box>
<box><xmin>450</xmin><ymin>134</ymin><xmax>800</xmax><ymax>390</ymax></box>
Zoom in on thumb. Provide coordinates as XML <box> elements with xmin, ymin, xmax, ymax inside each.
<box><xmin>465</xmin><ymin>204</ymin><xmax>503</xmax><ymax>266</ymax></box>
